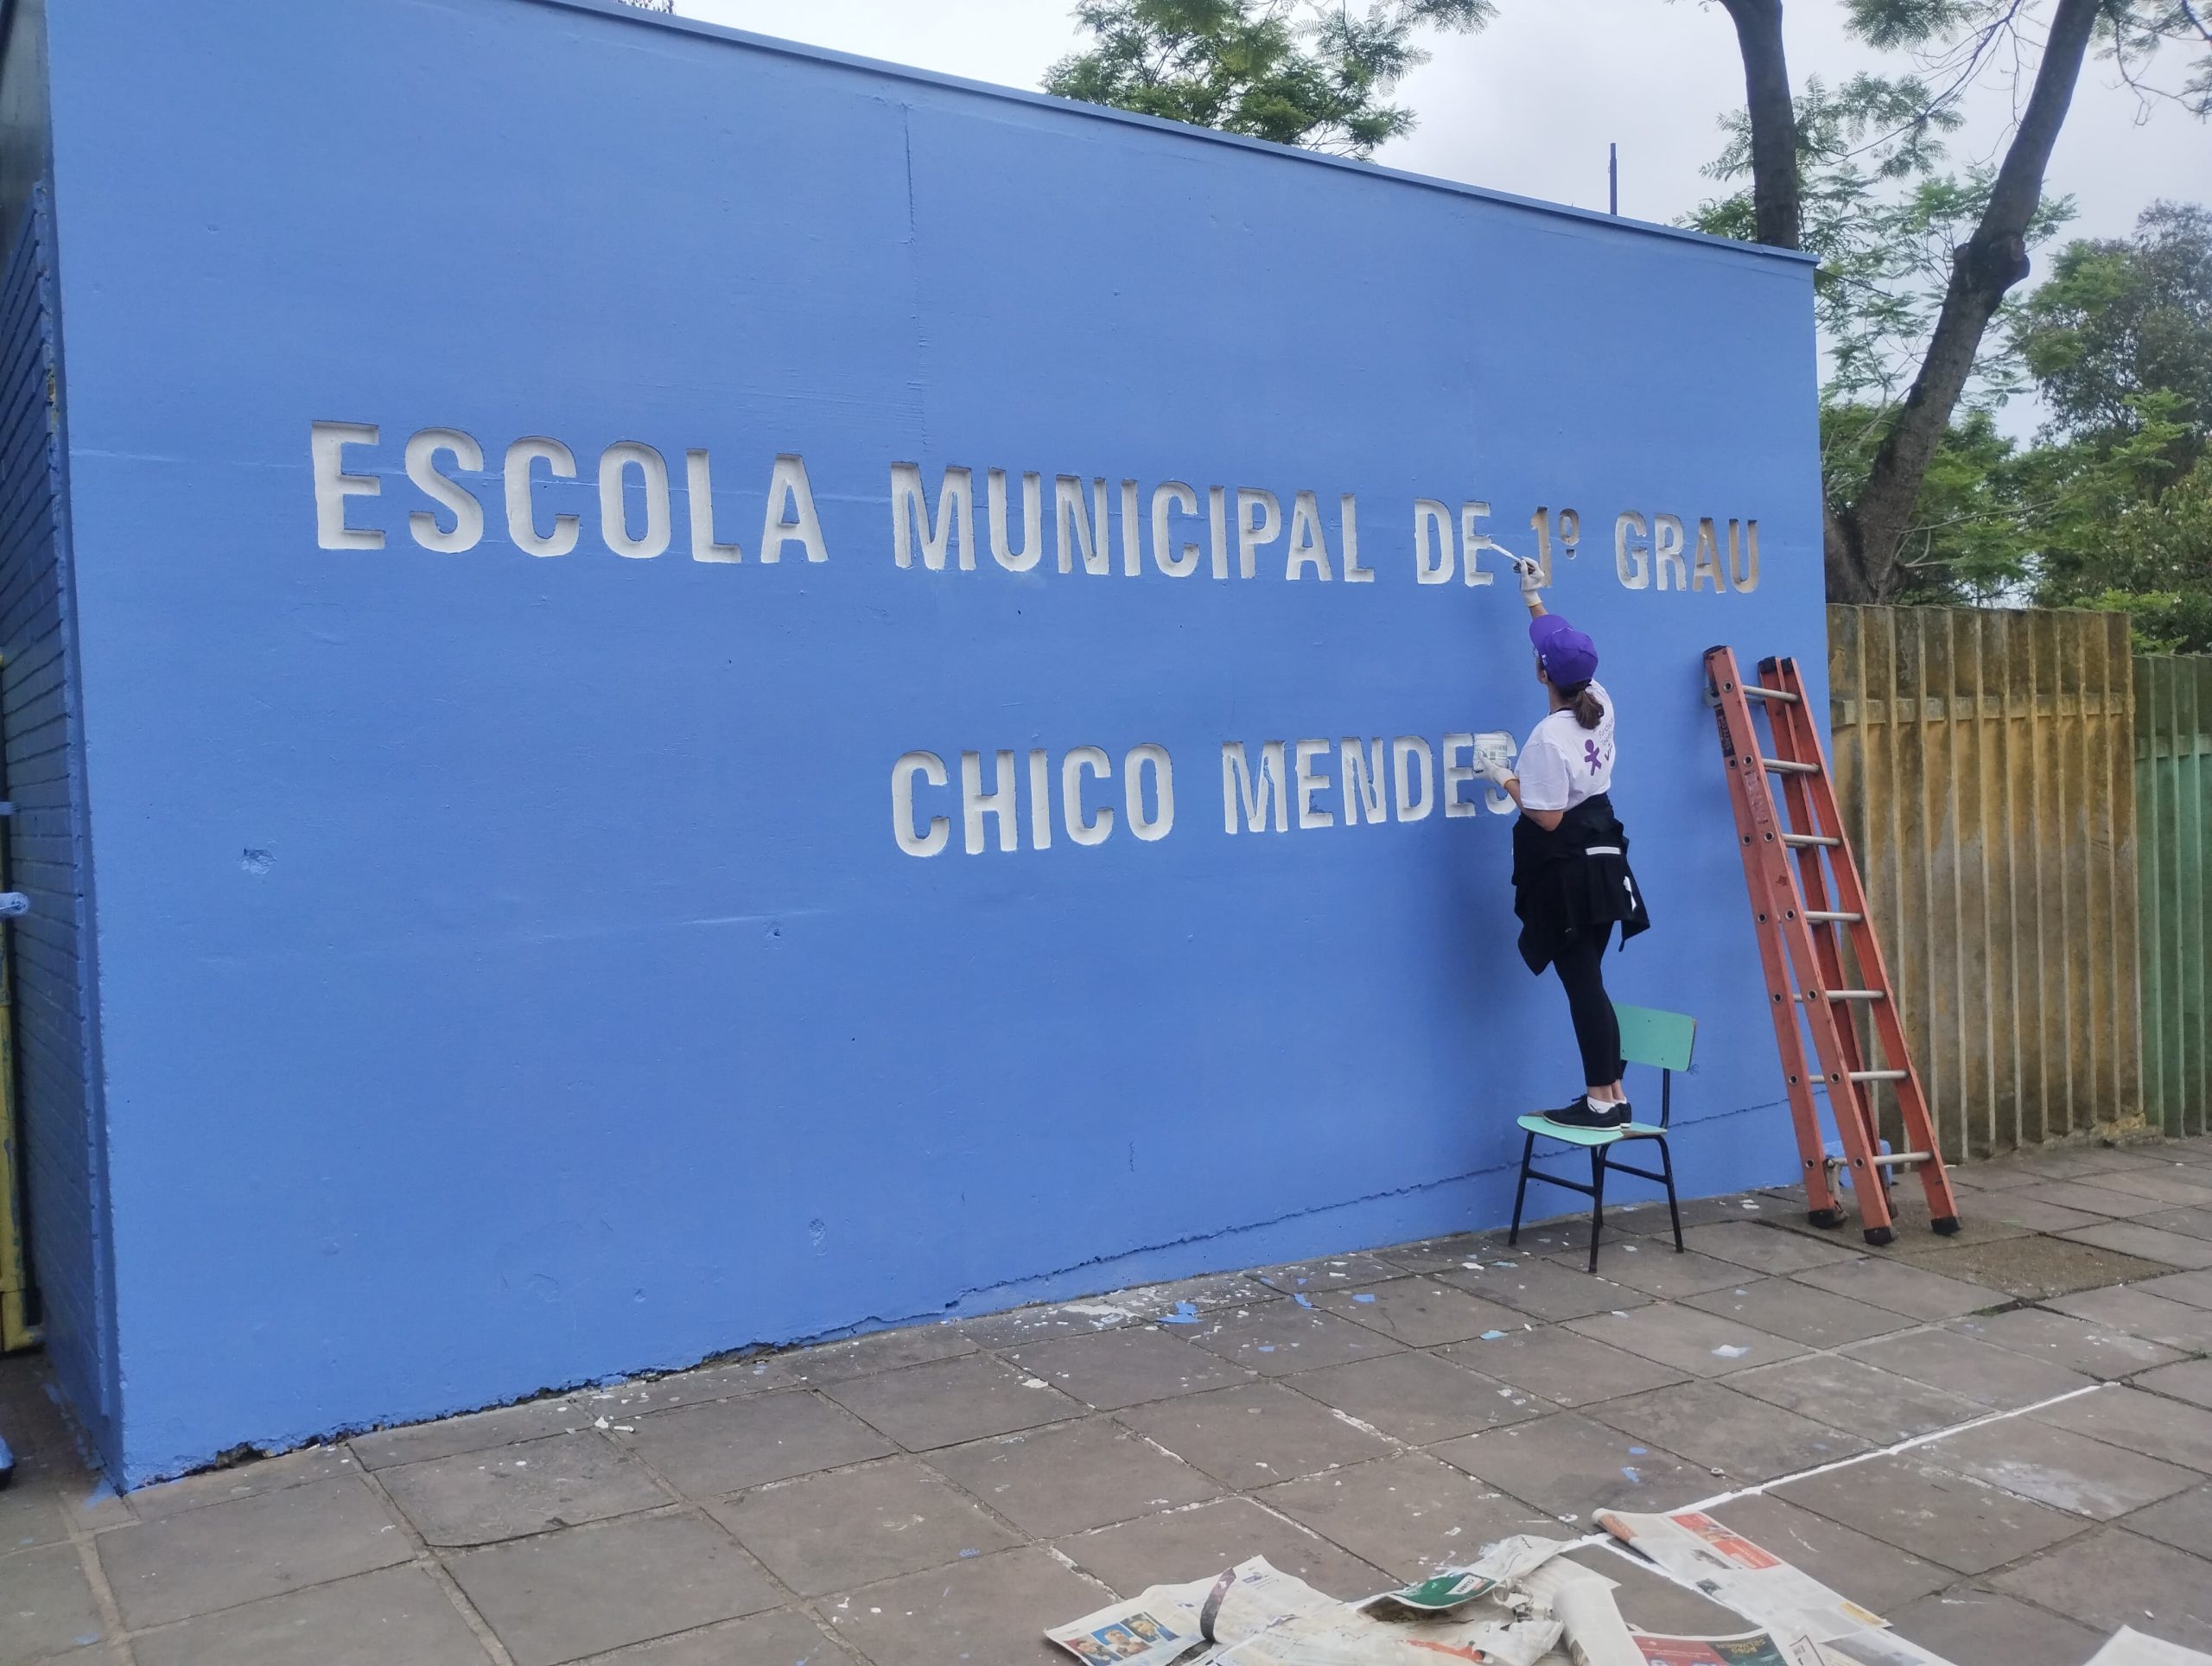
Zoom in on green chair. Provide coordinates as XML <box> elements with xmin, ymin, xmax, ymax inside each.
<box><xmin>1508</xmin><ymin>1003</ymin><xmax>1695</xmax><ymax>1273</ymax></box>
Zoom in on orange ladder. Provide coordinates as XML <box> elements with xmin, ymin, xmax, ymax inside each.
<box><xmin>1704</xmin><ymin>646</ymin><xmax>1961</xmax><ymax>1245</ymax></box>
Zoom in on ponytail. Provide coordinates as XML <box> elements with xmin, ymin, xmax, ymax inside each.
<box><xmin>1563</xmin><ymin>682</ymin><xmax>1605</xmax><ymax>730</ymax></box>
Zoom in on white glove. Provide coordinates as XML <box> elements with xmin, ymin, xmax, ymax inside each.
<box><xmin>1510</xmin><ymin>556</ymin><xmax>1544</xmax><ymax>598</ymax></box>
<box><xmin>1478</xmin><ymin>756</ymin><xmax>1517</xmax><ymax>788</ymax></box>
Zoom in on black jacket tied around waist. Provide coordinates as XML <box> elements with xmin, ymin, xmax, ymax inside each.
<box><xmin>1510</xmin><ymin>791</ymin><xmax>1651</xmax><ymax>974</ymax></box>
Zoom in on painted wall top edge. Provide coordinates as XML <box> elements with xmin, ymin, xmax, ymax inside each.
<box><xmin>522</xmin><ymin>0</ymin><xmax>1821</xmax><ymax>270</ymax></box>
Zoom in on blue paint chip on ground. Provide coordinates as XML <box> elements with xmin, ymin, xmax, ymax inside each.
<box><xmin>1622</xmin><ymin>1466</ymin><xmax>1642</xmax><ymax>1485</ymax></box>
<box><xmin>1353</xmin><ymin>1293</ymin><xmax>1376</xmax><ymax>1303</ymax></box>
<box><xmin>1479</xmin><ymin>1329</ymin><xmax>1507</xmax><ymax>1339</ymax></box>
<box><xmin>1160</xmin><ymin>1301</ymin><xmax>1200</xmax><ymax>1325</ymax></box>
<box><xmin>1628</xmin><ymin>1447</ymin><xmax>1647</xmax><ymax>1455</ymax></box>
<box><xmin>1257</xmin><ymin>1344</ymin><xmax>1276</xmax><ymax>1352</ymax></box>
<box><xmin>1294</xmin><ymin>1294</ymin><xmax>1313</xmax><ymax>1308</ymax></box>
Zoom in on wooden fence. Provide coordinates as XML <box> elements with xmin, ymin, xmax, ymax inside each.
<box><xmin>2137</xmin><ymin>656</ymin><xmax>2212</xmax><ymax>1139</ymax></box>
<box><xmin>1826</xmin><ymin>606</ymin><xmax>2142</xmax><ymax>1160</ymax></box>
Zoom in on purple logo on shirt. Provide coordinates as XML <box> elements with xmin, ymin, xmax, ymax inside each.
<box><xmin>1584</xmin><ymin>739</ymin><xmax>1603</xmax><ymax>775</ymax></box>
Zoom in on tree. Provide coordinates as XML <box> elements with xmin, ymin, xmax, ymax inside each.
<box><xmin>1044</xmin><ymin>0</ymin><xmax>1492</xmax><ymax>157</ymax></box>
<box><xmin>1705</xmin><ymin>0</ymin><xmax>2210</xmax><ymax>602</ymax></box>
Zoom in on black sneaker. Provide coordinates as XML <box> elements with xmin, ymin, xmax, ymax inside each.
<box><xmin>1543</xmin><ymin>1097</ymin><xmax>1631</xmax><ymax>1129</ymax></box>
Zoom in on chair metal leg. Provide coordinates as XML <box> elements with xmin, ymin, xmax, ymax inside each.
<box><xmin>1655</xmin><ymin>1135</ymin><xmax>1684</xmax><ymax>1252</ymax></box>
<box><xmin>1586</xmin><ymin>1145</ymin><xmax>1611</xmax><ymax>1274</ymax></box>
<box><xmin>1509</xmin><ymin>1130</ymin><xmax>1535</xmax><ymax>1246</ymax></box>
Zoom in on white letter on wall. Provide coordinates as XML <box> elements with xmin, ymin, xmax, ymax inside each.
<box><xmin>1442</xmin><ymin>732</ymin><xmax>1479</xmax><ymax>818</ymax></box>
<box><xmin>1236</xmin><ymin>488</ymin><xmax>1281</xmax><ymax>580</ymax></box>
<box><xmin>1027</xmin><ymin>749</ymin><xmax>1053</xmax><ymax>849</ymax></box>
<box><xmin>988</xmin><ymin>469</ymin><xmax>1043</xmax><ymax>572</ymax></box>
<box><xmin>1392</xmin><ymin>736</ymin><xmax>1434</xmax><ymax>822</ymax></box>
<box><xmin>1342</xmin><ymin>495</ymin><xmax>1373</xmax><ymax>582</ymax></box>
<box><xmin>760</xmin><ymin>454</ymin><xmax>829</xmax><ymax>563</ymax></box>
<box><xmin>962</xmin><ymin>749</ymin><xmax>1018</xmax><ymax>854</ymax></box>
<box><xmin>1731</xmin><ymin>519</ymin><xmax>1761</xmax><ymax>592</ymax></box>
<box><xmin>1615</xmin><ymin>512</ymin><xmax>1650</xmax><ymax>589</ymax></box>
<box><xmin>891</xmin><ymin>462</ymin><xmax>974</xmax><ymax>571</ymax></box>
<box><xmin>311</xmin><ymin>421</ymin><xmax>384</xmax><ymax>550</ymax></box>
<box><xmin>1286</xmin><ymin>491</ymin><xmax>1333</xmax><ymax>580</ymax></box>
<box><xmin>404</xmin><ymin>427</ymin><xmax>484</xmax><ymax>553</ymax></box>
<box><xmin>1151</xmin><ymin>482</ymin><xmax>1201</xmax><ymax>577</ymax></box>
<box><xmin>1654</xmin><ymin>513</ymin><xmax>1688</xmax><ymax>590</ymax></box>
<box><xmin>1063</xmin><ymin>747</ymin><xmax>1115</xmax><ymax>845</ymax></box>
<box><xmin>1221</xmin><ymin>741</ymin><xmax>1289</xmax><ymax>834</ymax></box>
<box><xmin>1340</xmin><ymin>738</ymin><xmax>1385</xmax><ymax>826</ymax></box>
<box><xmin>686</xmin><ymin>450</ymin><xmax>743</xmax><ymax>562</ymax></box>
<box><xmin>1127</xmin><ymin>745</ymin><xmax>1173</xmax><ymax>841</ymax></box>
<box><xmin>893</xmin><ymin>752</ymin><xmax>950</xmax><ymax>856</ymax></box>
<box><xmin>505</xmin><ymin>436</ymin><xmax>581</xmax><ymax>557</ymax></box>
<box><xmin>1414</xmin><ymin>499</ymin><xmax>1452</xmax><ymax>584</ymax></box>
<box><xmin>600</xmin><ymin>442</ymin><xmax>671</xmax><ymax>559</ymax></box>
<box><xmin>1054</xmin><ymin>476</ymin><xmax>1109</xmax><ymax>575</ymax></box>
<box><xmin>1294</xmin><ymin>739</ymin><xmax>1335</xmax><ymax>830</ymax></box>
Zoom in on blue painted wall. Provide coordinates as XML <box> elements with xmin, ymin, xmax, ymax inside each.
<box><xmin>35</xmin><ymin>0</ymin><xmax>1822</xmax><ymax>1484</ymax></box>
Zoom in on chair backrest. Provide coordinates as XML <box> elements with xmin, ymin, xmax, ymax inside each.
<box><xmin>1616</xmin><ymin>1003</ymin><xmax>1695</xmax><ymax>1073</ymax></box>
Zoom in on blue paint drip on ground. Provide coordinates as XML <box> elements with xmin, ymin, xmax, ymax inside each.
<box><xmin>1159</xmin><ymin>1301</ymin><xmax>1200</xmax><ymax>1326</ymax></box>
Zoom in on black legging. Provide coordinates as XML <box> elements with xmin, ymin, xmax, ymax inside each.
<box><xmin>1551</xmin><ymin>924</ymin><xmax>1621</xmax><ymax>1088</ymax></box>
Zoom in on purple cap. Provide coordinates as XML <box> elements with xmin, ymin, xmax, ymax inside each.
<box><xmin>1530</xmin><ymin>614</ymin><xmax>1599</xmax><ymax>686</ymax></box>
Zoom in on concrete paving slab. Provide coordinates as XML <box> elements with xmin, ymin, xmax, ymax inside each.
<box><xmin>1971</xmin><ymin>1193</ymin><xmax>2109</xmax><ymax>1234</ymax></box>
<box><xmin>1682</xmin><ymin>1277</ymin><xmax>1915</xmax><ymax>1347</ymax></box>
<box><xmin>2076</xmin><ymin>1169</ymin><xmax>2212</xmax><ymax>1208</ymax></box>
<box><xmin>1114</xmin><ymin>1380</ymin><xmax>1395</xmax><ymax>1490</ymax></box>
<box><xmin>1286</xmin><ymin>1350</ymin><xmax>1548</xmax><ymax>1444</ymax></box>
<box><xmin>1439</xmin><ymin>1326</ymin><xmax>1690</xmax><ymax>1408</ymax></box>
<box><xmin>0</xmin><ymin>1468</ymin><xmax>71</xmax><ymax>1556</ymax></box>
<box><xmin>616</xmin><ymin>1390</ymin><xmax>895</xmax><ymax>1497</ymax></box>
<box><xmin>821</xmin><ymin>1353</ymin><xmax>1082</xmax><ymax>1452</ymax></box>
<box><xmin>2044</xmin><ymin>1287</ymin><xmax>2212</xmax><ymax>1351</ymax></box>
<box><xmin>0</xmin><ymin>1541</ymin><xmax>106</xmax><ymax>1666</ymax></box>
<box><xmin>1692</xmin><ymin>1491</ymin><xmax>1954</xmax><ymax>1614</ymax></box>
<box><xmin>2123</xmin><ymin>1483</ymin><xmax>2212</xmax><ymax>1561</ymax></box>
<box><xmin>353</xmin><ymin>1400</ymin><xmax>604</xmax><ymax>1472</ymax></box>
<box><xmin>128</xmin><ymin>1447</ymin><xmax>360</xmax><ymax>1524</ymax></box>
<box><xmin>1891</xmin><ymin>1234</ymin><xmax>2171</xmax><ymax>1298</ymax></box>
<box><xmin>1986</xmin><ymin>1527</ymin><xmax>2212</xmax><ymax>1652</ymax></box>
<box><xmin>925</xmin><ymin>1416</ymin><xmax>1219</xmax><ymax>1539</ymax></box>
<box><xmin>2006</xmin><ymin>1180</ymin><xmax>2172</xmax><ymax>1219</ymax></box>
<box><xmin>707</xmin><ymin>1456</ymin><xmax>1020</xmax><ymax>1597</ymax></box>
<box><xmin>2061</xmin><ymin>1221</ymin><xmax>2212</xmax><ymax>1270</ymax></box>
<box><xmin>1434</xmin><ymin>1257</ymin><xmax>1653</xmax><ymax>1321</ymax></box>
<box><xmin>1947</xmin><ymin>1307</ymin><xmax>2186</xmax><ymax>1379</ymax></box>
<box><xmin>772</xmin><ymin>1324</ymin><xmax>976</xmax><ymax>1387</ymax></box>
<box><xmin>1431</xmin><ymin>1411</ymin><xmax>1713</xmax><ymax>1520</ymax></box>
<box><xmin>443</xmin><ymin>1510</ymin><xmax>780</xmax><ymax>1666</ymax></box>
<box><xmin>1783</xmin><ymin>1256</ymin><xmax>2008</xmax><ymax>1320</ymax></box>
<box><xmin>1307</xmin><ymin>1277</ymin><xmax>1524</xmax><ymax>1347</ymax></box>
<box><xmin>2138</xmin><ymin>1269</ymin><xmax>2212</xmax><ymax>1309</ymax></box>
<box><xmin>2031</xmin><ymin>1385</ymin><xmax>2212</xmax><ymax>1472</ymax></box>
<box><xmin>1921</xmin><ymin>1415</ymin><xmax>2196</xmax><ymax>1519</ymax></box>
<box><xmin>1887</xmin><ymin>1586</ymin><xmax>2107</xmax><ymax>1666</ymax></box>
<box><xmin>1679</xmin><ymin>1222</ymin><xmax>1865</xmax><ymax>1273</ymax></box>
<box><xmin>1258</xmin><ymin>1451</ymin><xmax>1560</xmax><ymax>1581</ymax></box>
<box><xmin>1843</xmin><ymin>1328</ymin><xmax>2095</xmax><ymax>1408</ymax></box>
<box><xmin>1725</xmin><ymin>1352</ymin><xmax>1985</xmax><ymax>1445</ymax></box>
<box><xmin>1591</xmin><ymin>1380</ymin><xmax>1867</xmax><ymax>1482</ymax></box>
<box><xmin>1562</xmin><ymin>1247</ymin><xmax>1754</xmax><ymax>1300</ymax></box>
<box><xmin>2139</xmin><ymin>1205</ymin><xmax>2212</xmax><ymax>1243</ymax></box>
<box><xmin>2135</xmin><ymin>1359</ymin><xmax>2212</xmax><ymax>1412</ymax></box>
<box><xmin>1564</xmin><ymin>1302</ymin><xmax>1809</xmax><ymax>1377</ymax></box>
<box><xmin>126</xmin><ymin>1565</ymin><xmax>492</xmax><ymax>1666</ymax></box>
<box><xmin>995</xmin><ymin>1325</ymin><xmax>1253</xmax><ymax>1412</ymax></box>
<box><xmin>1185</xmin><ymin>1305</ymin><xmax>1407</xmax><ymax>1377</ymax></box>
<box><xmin>1252</xmin><ymin>1253</ymin><xmax>1413</xmax><ymax>1293</ymax></box>
<box><xmin>1375</xmin><ymin>1232</ymin><xmax>1495</xmax><ymax>1274</ymax></box>
<box><xmin>813</xmin><ymin>1544</ymin><xmax>1103</xmax><ymax>1665</ymax></box>
<box><xmin>582</xmin><ymin>1609</ymin><xmax>861</xmax><ymax>1665</ymax></box>
<box><xmin>95</xmin><ymin>1476</ymin><xmax>411</xmax><ymax>1631</ymax></box>
<box><xmin>1775</xmin><ymin>1452</ymin><xmax>2094</xmax><ymax>1574</ymax></box>
<box><xmin>1056</xmin><ymin>1496</ymin><xmax>1387</xmax><ymax>1600</ymax></box>
<box><xmin>379</xmin><ymin>1432</ymin><xmax>672</xmax><ymax>1548</ymax></box>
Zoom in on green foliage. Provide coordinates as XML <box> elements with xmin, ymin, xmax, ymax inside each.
<box><xmin>1043</xmin><ymin>0</ymin><xmax>1491</xmax><ymax>156</ymax></box>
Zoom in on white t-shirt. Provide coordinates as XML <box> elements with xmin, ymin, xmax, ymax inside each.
<box><xmin>1516</xmin><ymin>680</ymin><xmax>1616</xmax><ymax>813</ymax></box>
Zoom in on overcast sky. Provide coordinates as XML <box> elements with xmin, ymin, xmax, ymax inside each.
<box><xmin>670</xmin><ymin>0</ymin><xmax>2202</xmax><ymax>245</ymax></box>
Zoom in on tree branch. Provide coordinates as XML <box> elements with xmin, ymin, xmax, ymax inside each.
<box><xmin>1718</xmin><ymin>0</ymin><xmax>1802</xmax><ymax>248</ymax></box>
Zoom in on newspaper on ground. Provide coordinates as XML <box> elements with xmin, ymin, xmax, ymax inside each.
<box><xmin>1046</xmin><ymin>1558</ymin><xmax>1335</xmax><ymax>1665</ymax></box>
<box><xmin>2082</xmin><ymin>1630</ymin><xmax>2212</xmax><ymax>1666</ymax></box>
<box><xmin>1597</xmin><ymin>1511</ymin><xmax>1888</xmax><ymax>1644</ymax></box>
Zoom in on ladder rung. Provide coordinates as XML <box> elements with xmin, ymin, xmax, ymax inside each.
<box><xmin>1742</xmin><ymin>685</ymin><xmax>1801</xmax><ymax>704</ymax></box>
<box><xmin>1872</xmin><ymin>1150</ymin><xmax>1933</xmax><ymax>1167</ymax></box>
<box><xmin>1805</xmin><ymin>910</ymin><xmax>1862</xmax><ymax>924</ymax></box>
<box><xmin>1796</xmin><ymin>989</ymin><xmax>1885</xmax><ymax>1002</ymax></box>
<box><xmin>1783</xmin><ymin>833</ymin><xmax>1840</xmax><ymax>848</ymax></box>
<box><xmin>1849</xmin><ymin>1069</ymin><xmax>1909</xmax><ymax>1082</ymax></box>
<box><xmin>1759</xmin><ymin>757</ymin><xmax>1821</xmax><ymax>775</ymax></box>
